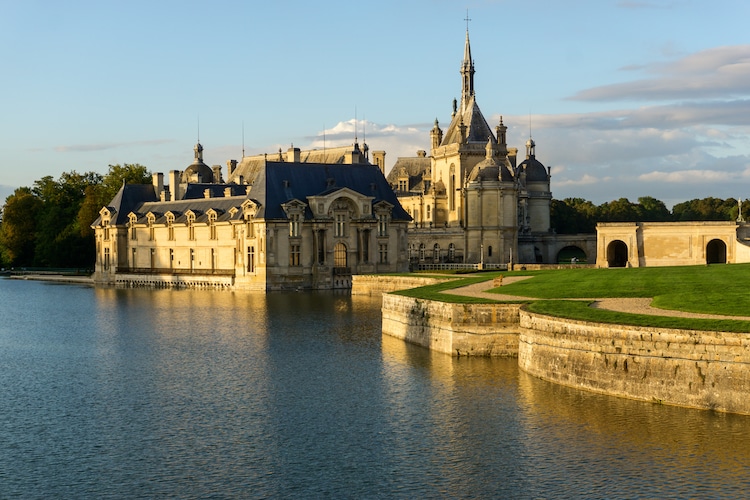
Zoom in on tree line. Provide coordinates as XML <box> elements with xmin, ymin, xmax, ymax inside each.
<box><xmin>551</xmin><ymin>196</ymin><xmax>746</xmax><ymax>234</ymax></box>
<box><xmin>0</xmin><ymin>164</ymin><xmax>151</xmax><ymax>269</ymax></box>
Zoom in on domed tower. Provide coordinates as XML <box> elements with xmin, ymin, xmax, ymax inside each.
<box><xmin>182</xmin><ymin>142</ymin><xmax>214</xmax><ymax>184</ymax></box>
<box><xmin>517</xmin><ymin>138</ymin><xmax>551</xmax><ymax>233</ymax></box>
<box><xmin>464</xmin><ymin>138</ymin><xmax>518</xmax><ymax>264</ymax></box>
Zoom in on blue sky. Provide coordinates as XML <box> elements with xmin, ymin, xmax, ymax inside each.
<box><xmin>2</xmin><ymin>0</ymin><xmax>750</xmax><ymax>208</ymax></box>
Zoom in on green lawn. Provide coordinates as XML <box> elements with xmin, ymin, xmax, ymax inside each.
<box><xmin>392</xmin><ymin>264</ymin><xmax>750</xmax><ymax>332</ymax></box>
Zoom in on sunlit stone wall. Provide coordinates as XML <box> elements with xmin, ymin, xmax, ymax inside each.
<box><xmin>518</xmin><ymin>310</ymin><xmax>750</xmax><ymax>415</ymax></box>
<box><xmin>381</xmin><ymin>294</ymin><xmax>521</xmax><ymax>356</ymax></box>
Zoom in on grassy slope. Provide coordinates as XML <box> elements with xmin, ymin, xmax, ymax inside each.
<box><xmin>392</xmin><ymin>265</ymin><xmax>750</xmax><ymax>332</ymax></box>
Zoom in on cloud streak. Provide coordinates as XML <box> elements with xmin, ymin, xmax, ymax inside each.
<box><xmin>54</xmin><ymin>139</ymin><xmax>174</xmax><ymax>153</ymax></box>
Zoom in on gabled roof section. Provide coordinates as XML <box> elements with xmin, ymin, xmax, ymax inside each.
<box><xmin>250</xmin><ymin>161</ymin><xmax>410</xmax><ymax>221</ymax></box>
<box><xmin>441</xmin><ymin>95</ymin><xmax>495</xmax><ymax>146</ymax></box>
<box><xmin>93</xmin><ymin>183</ymin><xmax>158</xmax><ymax>226</ymax></box>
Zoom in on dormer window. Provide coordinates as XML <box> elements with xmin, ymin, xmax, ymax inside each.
<box><xmin>187</xmin><ymin>212</ymin><xmax>196</xmax><ymax>241</ymax></box>
<box><xmin>102</xmin><ymin>219</ymin><xmax>110</xmax><ymax>241</ymax></box>
<box><xmin>128</xmin><ymin>214</ymin><xmax>138</xmax><ymax>241</ymax></box>
<box><xmin>167</xmin><ymin>213</ymin><xmax>175</xmax><ymax>241</ymax></box>
<box><xmin>335</xmin><ymin>213</ymin><xmax>346</xmax><ymax>237</ymax></box>
<box><xmin>377</xmin><ymin>213</ymin><xmax>389</xmax><ymax>237</ymax></box>
<box><xmin>289</xmin><ymin>213</ymin><xmax>301</xmax><ymax>238</ymax></box>
<box><xmin>147</xmin><ymin>214</ymin><xmax>155</xmax><ymax>241</ymax></box>
<box><xmin>208</xmin><ymin>212</ymin><xmax>217</xmax><ymax>240</ymax></box>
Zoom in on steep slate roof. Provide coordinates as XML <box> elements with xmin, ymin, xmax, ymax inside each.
<box><xmin>96</xmin><ymin>183</ymin><xmax>159</xmax><ymax>225</ymax></box>
<box><xmin>136</xmin><ymin>196</ymin><xmax>246</xmax><ymax>224</ymax></box>
<box><xmin>441</xmin><ymin>95</ymin><xmax>496</xmax><ymax>146</ymax></box>
<box><xmin>386</xmin><ymin>156</ymin><xmax>432</xmax><ymax>193</ymax></box>
<box><xmin>250</xmin><ymin>161</ymin><xmax>411</xmax><ymax>221</ymax></box>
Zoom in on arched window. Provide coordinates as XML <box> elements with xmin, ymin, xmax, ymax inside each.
<box><xmin>433</xmin><ymin>243</ymin><xmax>440</xmax><ymax>262</ymax></box>
<box><xmin>448</xmin><ymin>243</ymin><xmax>456</xmax><ymax>262</ymax></box>
<box><xmin>334</xmin><ymin>242</ymin><xmax>347</xmax><ymax>268</ymax></box>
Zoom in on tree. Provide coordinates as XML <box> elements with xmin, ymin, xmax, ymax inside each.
<box><xmin>672</xmin><ymin>197</ymin><xmax>735</xmax><ymax>221</ymax></box>
<box><xmin>0</xmin><ymin>188</ymin><xmax>43</xmax><ymax>266</ymax></box>
<box><xmin>637</xmin><ymin>196</ymin><xmax>671</xmax><ymax>222</ymax></box>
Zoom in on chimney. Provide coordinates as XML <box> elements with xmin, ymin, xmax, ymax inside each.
<box><xmin>212</xmin><ymin>165</ymin><xmax>222</xmax><ymax>184</ymax></box>
<box><xmin>372</xmin><ymin>151</ymin><xmax>386</xmax><ymax>175</ymax></box>
<box><xmin>287</xmin><ymin>147</ymin><xmax>301</xmax><ymax>163</ymax></box>
<box><xmin>152</xmin><ymin>172</ymin><xmax>164</xmax><ymax>196</ymax></box>
<box><xmin>168</xmin><ymin>170</ymin><xmax>181</xmax><ymax>201</ymax></box>
<box><xmin>227</xmin><ymin>159</ymin><xmax>237</xmax><ymax>177</ymax></box>
<box><xmin>204</xmin><ymin>189</ymin><xmax>212</xmax><ymax>199</ymax></box>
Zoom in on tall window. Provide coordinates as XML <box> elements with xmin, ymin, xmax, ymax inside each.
<box><xmin>246</xmin><ymin>218</ymin><xmax>254</xmax><ymax>239</ymax></box>
<box><xmin>247</xmin><ymin>246</ymin><xmax>255</xmax><ymax>272</ymax></box>
<box><xmin>426</xmin><ymin>204</ymin><xmax>431</xmax><ymax>220</ymax></box>
<box><xmin>131</xmin><ymin>248</ymin><xmax>136</xmax><ymax>268</ymax></box>
<box><xmin>448</xmin><ymin>243</ymin><xmax>456</xmax><ymax>262</ymax></box>
<box><xmin>419</xmin><ymin>243</ymin><xmax>426</xmax><ymax>261</ymax></box>
<box><xmin>289</xmin><ymin>213</ymin><xmax>301</xmax><ymax>237</ymax></box>
<box><xmin>209</xmin><ymin>213</ymin><xmax>217</xmax><ymax>240</ymax></box>
<box><xmin>379</xmin><ymin>243</ymin><xmax>388</xmax><ymax>264</ymax></box>
<box><xmin>433</xmin><ymin>243</ymin><xmax>440</xmax><ymax>262</ymax></box>
<box><xmin>169</xmin><ymin>249</ymin><xmax>174</xmax><ymax>269</ymax></box>
<box><xmin>334</xmin><ymin>242</ymin><xmax>347</xmax><ymax>268</ymax></box>
<box><xmin>377</xmin><ymin>213</ymin><xmax>388</xmax><ymax>237</ymax></box>
<box><xmin>129</xmin><ymin>219</ymin><xmax>137</xmax><ymax>241</ymax></box>
<box><xmin>362</xmin><ymin>229</ymin><xmax>370</xmax><ymax>262</ymax></box>
<box><xmin>187</xmin><ymin>214</ymin><xmax>195</xmax><ymax>241</ymax></box>
<box><xmin>167</xmin><ymin>215</ymin><xmax>175</xmax><ymax>241</ymax></box>
<box><xmin>335</xmin><ymin>213</ymin><xmax>346</xmax><ymax>237</ymax></box>
<box><xmin>148</xmin><ymin>217</ymin><xmax>155</xmax><ymax>241</ymax></box>
<box><xmin>189</xmin><ymin>249</ymin><xmax>194</xmax><ymax>271</ymax></box>
<box><xmin>290</xmin><ymin>244</ymin><xmax>301</xmax><ymax>266</ymax></box>
<box><xmin>103</xmin><ymin>247</ymin><xmax>110</xmax><ymax>270</ymax></box>
<box><xmin>150</xmin><ymin>248</ymin><xmax>155</xmax><ymax>270</ymax></box>
<box><xmin>102</xmin><ymin>220</ymin><xmax>110</xmax><ymax>241</ymax></box>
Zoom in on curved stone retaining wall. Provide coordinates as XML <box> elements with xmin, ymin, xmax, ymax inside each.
<box><xmin>381</xmin><ymin>293</ymin><xmax>521</xmax><ymax>356</ymax></box>
<box><xmin>518</xmin><ymin>310</ymin><xmax>750</xmax><ymax>415</ymax></box>
<box><xmin>352</xmin><ymin>275</ymin><xmax>453</xmax><ymax>295</ymax></box>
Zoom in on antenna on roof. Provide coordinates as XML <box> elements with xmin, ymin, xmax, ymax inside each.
<box><xmin>354</xmin><ymin>106</ymin><xmax>358</xmax><ymax>144</ymax></box>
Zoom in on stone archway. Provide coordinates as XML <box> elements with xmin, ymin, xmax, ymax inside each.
<box><xmin>556</xmin><ymin>245</ymin><xmax>587</xmax><ymax>264</ymax></box>
<box><xmin>606</xmin><ymin>240</ymin><xmax>628</xmax><ymax>268</ymax></box>
<box><xmin>706</xmin><ymin>239</ymin><xmax>727</xmax><ymax>264</ymax></box>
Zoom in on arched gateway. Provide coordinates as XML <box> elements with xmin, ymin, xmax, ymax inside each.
<box><xmin>606</xmin><ymin>240</ymin><xmax>628</xmax><ymax>267</ymax></box>
<box><xmin>706</xmin><ymin>239</ymin><xmax>727</xmax><ymax>264</ymax></box>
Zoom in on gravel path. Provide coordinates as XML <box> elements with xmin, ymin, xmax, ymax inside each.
<box><xmin>443</xmin><ymin>276</ymin><xmax>750</xmax><ymax>321</ymax></box>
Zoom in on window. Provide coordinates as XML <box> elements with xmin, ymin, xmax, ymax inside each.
<box><xmin>169</xmin><ymin>249</ymin><xmax>174</xmax><ymax>269</ymax></box>
<box><xmin>448</xmin><ymin>243</ymin><xmax>456</xmax><ymax>262</ymax></box>
<box><xmin>246</xmin><ymin>219</ymin><xmax>254</xmax><ymax>238</ymax></box>
<box><xmin>131</xmin><ymin>248</ymin><xmax>136</xmax><ymax>268</ymax></box>
<box><xmin>247</xmin><ymin>246</ymin><xmax>255</xmax><ymax>272</ymax></box>
<box><xmin>377</xmin><ymin>213</ymin><xmax>388</xmax><ymax>237</ymax></box>
<box><xmin>102</xmin><ymin>220</ymin><xmax>110</xmax><ymax>241</ymax></box>
<box><xmin>167</xmin><ymin>215</ymin><xmax>175</xmax><ymax>241</ymax></box>
<box><xmin>426</xmin><ymin>204</ymin><xmax>431</xmax><ymax>220</ymax></box>
<box><xmin>189</xmin><ymin>249</ymin><xmax>194</xmax><ymax>270</ymax></box>
<box><xmin>335</xmin><ymin>213</ymin><xmax>346</xmax><ymax>237</ymax></box>
<box><xmin>379</xmin><ymin>243</ymin><xmax>388</xmax><ymax>264</ymax></box>
<box><xmin>334</xmin><ymin>242</ymin><xmax>347</xmax><ymax>268</ymax></box>
<box><xmin>187</xmin><ymin>213</ymin><xmax>195</xmax><ymax>241</ymax></box>
<box><xmin>289</xmin><ymin>213</ymin><xmax>301</xmax><ymax>237</ymax></box>
<box><xmin>290</xmin><ymin>244</ymin><xmax>301</xmax><ymax>266</ymax></box>
<box><xmin>150</xmin><ymin>248</ymin><xmax>155</xmax><ymax>270</ymax></box>
<box><xmin>103</xmin><ymin>247</ymin><xmax>110</xmax><ymax>270</ymax></box>
<box><xmin>398</xmin><ymin>179</ymin><xmax>408</xmax><ymax>191</ymax></box>
<box><xmin>488</xmin><ymin>246</ymin><xmax>493</xmax><ymax>257</ymax></box>
<box><xmin>362</xmin><ymin>229</ymin><xmax>370</xmax><ymax>262</ymax></box>
<box><xmin>129</xmin><ymin>219</ymin><xmax>137</xmax><ymax>241</ymax></box>
<box><xmin>433</xmin><ymin>243</ymin><xmax>440</xmax><ymax>262</ymax></box>
<box><xmin>419</xmin><ymin>243</ymin><xmax>426</xmax><ymax>261</ymax></box>
<box><xmin>209</xmin><ymin>213</ymin><xmax>217</xmax><ymax>240</ymax></box>
<box><xmin>148</xmin><ymin>217</ymin><xmax>155</xmax><ymax>241</ymax></box>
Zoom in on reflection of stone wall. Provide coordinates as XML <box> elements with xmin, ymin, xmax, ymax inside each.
<box><xmin>381</xmin><ymin>294</ymin><xmax>520</xmax><ymax>356</ymax></box>
<box><xmin>518</xmin><ymin>311</ymin><xmax>750</xmax><ymax>415</ymax></box>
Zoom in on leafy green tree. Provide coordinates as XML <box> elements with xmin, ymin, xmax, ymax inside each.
<box><xmin>672</xmin><ymin>197</ymin><xmax>736</xmax><ymax>221</ymax></box>
<box><xmin>636</xmin><ymin>196</ymin><xmax>671</xmax><ymax>222</ymax></box>
<box><xmin>599</xmin><ymin>198</ymin><xmax>640</xmax><ymax>222</ymax></box>
<box><xmin>551</xmin><ymin>198</ymin><xmax>599</xmax><ymax>234</ymax></box>
<box><xmin>33</xmin><ymin>171</ymin><xmax>102</xmax><ymax>267</ymax></box>
<box><xmin>0</xmin><ymin>188</ymin><xmax>43</xmax><ymax>266</ymax></box>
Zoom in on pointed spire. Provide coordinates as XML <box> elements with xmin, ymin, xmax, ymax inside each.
<box><xmin>461</xmin><ymin>18</ymin><xmax>475</xmax><ymax>106</ymax></box>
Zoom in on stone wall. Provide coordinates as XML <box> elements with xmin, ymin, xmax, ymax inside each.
<box><xmin>381</xmin><ymin>293</ymin><xmax>521</xmax><ymax>356</ymax></box>
<box><xmin>518</xmin><ymin>310</ymin><xmax>750</xmax><ymax>415</ymax></box>
<box><xmin>352</xmin><ymin>275</ymin><xmax>453</xmax><ymax>295</ymax></box>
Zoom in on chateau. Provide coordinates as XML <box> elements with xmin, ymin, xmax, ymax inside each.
<box><xmin>386</xmin><ymin>29</ymin><xmax>595</xmax><ymax>267</ymax></box>
<box><xmin>92</xmin><ymin>27</ymin><xmax>590</xmax><ymax>291</ymax></box>
<box><xmin>92</xmin><ymin>143</ymin><xmax>411</xmax><ymax>291</ymax></box>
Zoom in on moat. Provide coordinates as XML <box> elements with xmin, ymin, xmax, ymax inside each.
<box><xmin>1</xmin><ymin>278</ymin><xmax>749</xmax><ymax>497</ymax></box>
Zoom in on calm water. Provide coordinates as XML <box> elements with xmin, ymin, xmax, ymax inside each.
<box><xmin>1</xmin><ymin>279</ymin><xmax>749</xmax><ymax>498</ymax></box>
